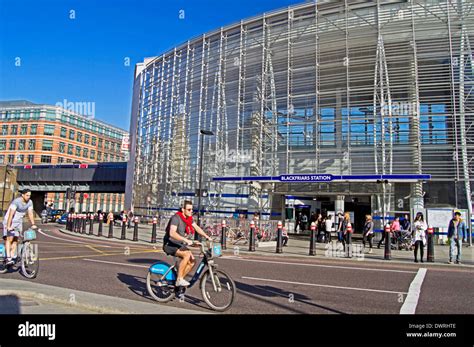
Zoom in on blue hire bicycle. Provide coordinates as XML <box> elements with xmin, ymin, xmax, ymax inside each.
<box><xmin>0</xmin><ymin>227</ymin><xmax>39</xmax><ymax>279</ymax></box>
<box><xmin>146</xmin><ymin>240</ymin><xmax>236</xmax><ymax>311</ymax></box>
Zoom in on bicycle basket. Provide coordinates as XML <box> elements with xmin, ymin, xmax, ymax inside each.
<box><xmin>212</xmin><ymin>244</ymin><xmax>222</xmax><ymax>257</ymax></box>
<box><xmin>23</xmin><ymin>229</ymin><xmax>37</xmax><ymax>241</ymax></box>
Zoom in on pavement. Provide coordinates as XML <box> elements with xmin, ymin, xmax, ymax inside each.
<box><xmin>57</xmin><ymin>221</ymin><xmax>474</xmax><ymax>267</ymax></box>
<box><xmin>0</xmin><ymin>278</ymin><xmax>202</xmax><ymax>314</ymax></box>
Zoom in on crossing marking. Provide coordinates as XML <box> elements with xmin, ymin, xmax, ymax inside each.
<box><xmin>400</xmin><ymin>268</ymin><xmax>427</xmax><ymax>314</ymax></box>
<box><xmin>242</xmin><ymin>276</ymin><xmax>408</xmax><ymax>295</ymax></box>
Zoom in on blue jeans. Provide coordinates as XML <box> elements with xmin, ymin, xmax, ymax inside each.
<box><xmin>449</xmin><ymin>238</ymin><xmax>462</xmax><ymax>262</ymax></box>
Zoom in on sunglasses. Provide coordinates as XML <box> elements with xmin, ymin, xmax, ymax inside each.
<box><xmin>185</xmin><ymin>208</ymin><xmax>193</xmax><ymax>211</ymax></box>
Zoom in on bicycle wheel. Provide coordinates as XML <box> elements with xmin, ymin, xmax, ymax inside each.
<box><xmin>21</xmin><ymin>242</ymin><xmax>39</xmax><ymax>279</ymax></box>
<box><xmin>146</xmin><ymin>271</ymin><xmax>175</xmax><ymax>303</ymax></box>
<box><xmin>200</xmin><ymin>268</ymin><xmax>236</xmax><ymax>312</ymax></box>
<box><xmin>0</xmin><ymin>259</ymin><xmax>8</xmax><ymax>274</ymax></box>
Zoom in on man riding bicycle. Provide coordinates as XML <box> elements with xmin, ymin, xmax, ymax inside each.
<box><xmin>2</xmin><ymin>189</ymin><xmax>37</xmax><ymax>265</ymax></box>
<box><xmin>163</xmin><ymin>200</ymin><xmax>211</xmax><ymax>287</ymax></box>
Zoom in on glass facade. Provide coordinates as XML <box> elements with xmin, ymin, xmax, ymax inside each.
<box><xmin>130</xmin><ymin>0</ymin><xmax>474</xmax><ymax>217</ymax></box>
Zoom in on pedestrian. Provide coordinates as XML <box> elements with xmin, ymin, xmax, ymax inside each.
<box><xmin>391</xmin><ymin>217</ymin><xmax>401</xmax><ymax>248</ymax></box>
<box><xmin>412</xmin><ymin>212</ymin><xmax>427</xmax><ymax>263</ymax></box>
<box><xmin>127</xmin><ymin>210</ymin><xmax>134</xmax><ymax>229</ymax></box>
<box><xmin>336</xmin><ymin>211</ymin><xmax>344</xmax><ymax>244</ymax></box>
<box><xmin>447</xmin><ymin>211</ymin><xmax>466</xmax><ymax>264</ymax></box>
<box><xmin>325</xmin><ymin>214</ymin><xmax>333</xmax><ymax>243</ymax></box>
<box><xmin>377</xmin><ymin>215</ymin><xmax>389</xmax><ymax>249</ymax></box>
<box><xmin>295</xmin><ymin>212</ymin><xmax>302</xmax><ymax>233</ymax></box>
<box><xmin>107</xmin><ymin>211</ymin><xmax>114</xmax><ymax>225</ymax></box>
<box><xmin>401</xmin><ymin>214</ymin><xmax>411</xmax><ymax>233</ymax></box>
<box><xmin>362</xmin><ymin>215</ymin><xmax>374</xmax><ymax>253</ymax></box>
<box><xmin>342</xmin><ymin>212</ymin><xmax>352</xmax><ymax>257</ymax></box>
<box><xmin>282</xmin><ymin>228</ymin><xmax>289</xmax><ymax>246</ymax></box>
<box><xmin>317</xmin><ymin>214</ymin><xmax>326</xmax><ymax>242</ymax></box>
<box><xmin>301</xmin><ymin>213</ymin><xmax>308</xmax><ymax>233</ymax></box>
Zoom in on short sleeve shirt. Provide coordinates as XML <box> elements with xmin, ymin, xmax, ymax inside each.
<box><xmin>164</xmin><ymin>214</ymin><xmax>188</xmax><ymax>245</ymax></box>
<box><xmin>3</xmin><ymin>197</ymin><xmax>33</xmax><ymax>225</ymax></box>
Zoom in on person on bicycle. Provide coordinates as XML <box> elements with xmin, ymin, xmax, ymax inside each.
<box><xmin>2</xmin><ymin>189</ymin><xmax>37</xmax><ymax>265</ymax></box>
<box><xmin>163</xmin><ymin>200</ymin><xmax>211</xmax><ymax>287</ymax></box>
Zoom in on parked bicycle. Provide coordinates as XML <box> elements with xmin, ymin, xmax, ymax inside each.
<box><xmin>0</xmin><ymin>227</ymin><xmax>39</xmax><ymax>279</ymax></box>
<box><xmin>146</xmin><ymin>240</ymin><xmax>236</xmax><ymax>311</ymax></box>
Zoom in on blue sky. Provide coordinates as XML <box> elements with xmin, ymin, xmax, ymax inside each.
<box><xmin>0</xmin><ymin>0</ymin><xmax>303</xmax><ymax>131</ymax></box>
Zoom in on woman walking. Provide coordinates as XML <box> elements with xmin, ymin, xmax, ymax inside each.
<box><xmin>413</xmin><ymin>212</ymin><xmax>427</xmax><ymax>263</ymax></box>
<box><xmin>341</xmin><ymin>212</ymin><xmax>351</xmax><ymax>255</ymax></box>
<box><xmin>362</xmin><ymin>215</ymin><xmax>374</xmax><ymax>253</ymax></box>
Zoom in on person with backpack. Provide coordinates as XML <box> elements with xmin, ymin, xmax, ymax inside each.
<box><xmin>447</xmin><ymin>211</ymin><xmax>466</xmax><ymax>264</ymax></box>
<box><xmin>412</xmin><ymin>212</ymin><xmax>427</xmax><ymax>263</ymax></box>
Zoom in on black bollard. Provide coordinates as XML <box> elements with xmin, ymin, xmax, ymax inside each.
<box><xmin>221</xmin><ymin>220</ymin><xmax>227</xmax><ymax>250</ymax></box>
<box><xmin>98</xmin><ymin>214</ymin><xmax>103</xmax><ymax>237</ymax></box>
<box><xmin>89</xmin><ymin>214</ymin><xmax>94</xmax><ymax>235</ymax></box>
<box><xmin>121</xmin><ymin>215</ymin><xmax>127</xmax><ymax>240</ymax></box>
<box><xmin>66</xmin><ymin>214</ymin><xmax>70</xmax><ymax>231</ymax></box>
<box><xmin>384</xmin><ymin>224</ymin><xmax>391</xmax><ymax>260</ymax></box>
<box><xmin>276</xmin><ymin>221</ymin><xmax>283</xmax><ymax>254</ymax></box>
<box><xmin>309</xmin><ymin>222</ymin><xmax>316</xmax><ymax>256</ymax></box>
<box><xmin>108</xmin><ymin>217</ymin><xmax>114</xmax><ymax>238</ymax></box>
<box><xmin>427</xmin><ymin>226</ymin><xmax>434</xmax><ymax>262</ymax></box>
<box><xmin>151</xmin><ymin>217</ymin><xmax>157</xmax><ymax>243</ymax></box>
<box><xmin>249</xmin><ymin>221</ymin><xmax>256</xmax><ymax>252</ymax></box>
<box><xmin>133</xmin><ymin>216</ymin><xmax>139</xmax><ymax>242</ymax></box>
<box><xmin>73</xmin><ymin>214</ymin><xmax>78</xmax><ymax>233</ymax></box>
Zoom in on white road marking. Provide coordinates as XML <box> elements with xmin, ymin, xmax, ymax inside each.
<box><xmin>37</xmin><ymin>229</ymin><xmax>111</xmax><ymax>247</ymax></box>
<box><xmin>400</xmin><ymin>268</ymin><xmax>427</xmax><ymax>314</ymax></box>
<box><xmin>242</xmin><ymin>276</ymin><xmax>408</xmax><ymax>295</ymax></box>
<box><xmin>83</xmin><ymin>258</ymin><xmax>149</xmax><ymax>268</ymax></box>
<box><xmin>223</xmin><ymin>256</ymin><xmax>417</xmax><ymax>274</ymax></box>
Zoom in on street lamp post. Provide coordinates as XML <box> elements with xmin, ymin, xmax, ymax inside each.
<box><xmin>196</xmin><ymin>129</ymin><xmax>214</xmax><ymax>240</ymax></box>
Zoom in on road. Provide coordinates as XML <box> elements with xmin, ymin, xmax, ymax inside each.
<box><xmin>2</xmin><ymin>224</ymin><xmax>473</xmax><ymax>314</ymax></box>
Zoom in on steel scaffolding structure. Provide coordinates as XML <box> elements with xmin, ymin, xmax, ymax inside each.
<box><xmin>128</xmin><ymin>0</ymin><xmax>473</xmax><ymax>222</ymax></box>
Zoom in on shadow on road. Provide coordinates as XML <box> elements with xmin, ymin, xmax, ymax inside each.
<box><xmin>235</xmin><ymin>281</ymin><xmax>347</xmax><ymax>314</ymax></box>
<box><xmin>0</xmin><ymin>295</ymin><xmax>21</xmax><ymax>314</ymax></box>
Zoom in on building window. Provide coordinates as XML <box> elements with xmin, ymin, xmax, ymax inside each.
<box><xmin>8</xmin><ymin>155</ymin><xmax>14</xmax><ymax>163</ymax></box>
<box><xmin>66</xmin><ymin>159</ymin><xmax>72</xmax><ymax>163</ymax></box>
<box><xmin>20</xmin><ymin>124</ymin><xmax>27</xmax><ymax>135</ymax></box>
<box><xmin>44</xmin><ymin>124</ymin><xmax>55</xmax><ymax>136</ymax></box>
<box><xmin>1</xmin><ymin>125</ymin><xmax>7</xmax><ymax>135</ymax></box>
<box><xmin>75</xmin><ymin>146</ymin><xmax>81</xmax><ymax>156</ymax></box>
<box><xmin>42</xmin><ymin>140</ymin><xmax>53</xmax><ymax>151</ymax></box>
<box><xmin>0</xmin><ymin>140</ymin><xmax>5</xmax><ymax>150</ymax></box>
<box><xmin>19</xmin><ymin>140</ymin><xmax>26</xmax><ymax>150</ymax></box>
<box><xmin>0</xmin><ymin>155</ymin><xmax>4</xmax><ymax>164</ymax></box>
<box><xmin>97</xmin><ymin>152</ymin><xmax>102</xmax><ymax>161</ymax></box>
<box><xmin>67</xmin><ymin>144</ymin><xmax>73</xmax><ymax>155</ymax></box>
<box><xmin>83</xmin><ymin>148</ymin><xmax>89</xmax><ymax>158</ymax></box>
<box><xmin>90</xmin><ymin>150</ymin><xmax>96</xmax><ymax>160</ymax></box>
<box><xmin>9</xmin><ymin>140</ymin><xmax>16</xmax><ymax>150</ymax></box>
<box><xmin>98</xmin><ymin>138</ymin><xmax>103</xmax><ymax>148</ymax></box>
<box><xmin>84</xmin><ymin>134</ymin><xmax>90</xmax><ymax>144</ymax></box>
<box><xmin>17</xmin><ymin>154</ymin><xmax>24</xmax><ymax>163</ymax></box>
<box><xmin>69</xmin><ymin>130</ymin><xmax>75</xmax><ymax>140</ymax></box>
<box><xmin>28</xmin><ymin>139</ymin><xmax>36</xmax><ymax>150</ymax></box>
<box><xmin>104</xmin><ymin>153</ymin><xmax>108</xmax><ymax>161</ymax></box>
<box><xmin>60</xmin><ymin>127</ymin><xmax>67</xmax><ymax>138</ymax></box>
<box><xmin>40</xmin><ymin>155</ymin><xmax>52</xmax><ymax>163</ymax></box>
<box><xmin>57</xmin><ymin>157</ymin><xmax>64</xmax><ymax>163</ymax></box>
<box><xmin>27</xmin><ymin>155</ymin><xmax>34</xmax><ymax>163</ymax></box>
<box><xmin>59</xmin><ymin>142</ymin><xmax>65</xmax><ymax>153</ymax></box>
<box><xmin>104</xmin><ymin>141</ymin><xmax>109</xmax><ymax>150</ymax></box>
<box><xmin>77</xmin><ymin>132</ymin><xmax>82</xmax><ymax>142</ymax></box>
<box><xmin>91</xmin><ymin>136</ymin><xmax>97</xmax><ymax>146</ymax></box>
<box><xmin>10</xmin><ymin>125</ymin><xmax>18</xmax><ymax>135</ymax></box>
<box><xmin>30</xmin><ymin>124</ymin><xmax>37</xmax><ymax>135</ymax></box>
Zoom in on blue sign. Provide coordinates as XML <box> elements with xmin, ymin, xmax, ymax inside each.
<box><xmin>279</xmin><ymin>174</ymin><xmax>333</xmax><ymax>182</ymax></box>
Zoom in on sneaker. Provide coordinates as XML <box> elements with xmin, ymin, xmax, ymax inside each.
<box><xmin>455</xmin><ymin>261</ymin><xmax>461</xmax><ymax>265</ymax></box>
<box><xmin>368</xmin><ymin>249</ymin><xmax>373</xmax><ymax>254</ymax></box>
<box><xmin>420</xmin><ymin>260</ymin><xmax>424</xmax><ymax>263</ymax></box>
<box><xmin>414</xmin><ymin>259</ymin><xmax>418</xmax><ymax>263</ymax></box>
<box><xmin>175</xmin><ymin>278</ymin><xmax>190</xmax><ymax>287</ymax></box>
<box><xmin>5</xmin><ymin>258</ymin><xmax>14</xmax><ymax>266</ymax></box>
<box><xmin>448</xmin><ymin>260</ymin><xmax>453</xmax><ymax>264</ymax></box>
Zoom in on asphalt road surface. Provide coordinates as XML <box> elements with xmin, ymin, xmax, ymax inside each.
<box><xmin>2</xmin><ymin>224</ymin><xmax>473</xmax><ymax>314</ymax></box>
